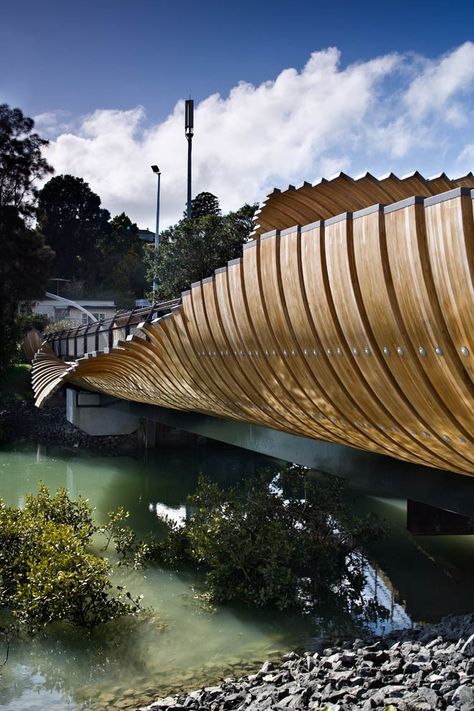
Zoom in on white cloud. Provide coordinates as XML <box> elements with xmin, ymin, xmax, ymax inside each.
<box><xmin>42</xmin><ymin>43</ymin><xmax>474</xmax><ymax>230</ymax></box>
<box><xmin>457</xmin><ymin>142</ymin><xmax>474</xmax><ymax>172</ymax></box>
<box><xmin>33</xmin><ymin>110</ymin><xmax>74</xmax><ymax>137</ymax></box>
<box><xmin>403</xmin><ymin>42</ymin><xmax>474</xmax><ymax>121</ymax></box>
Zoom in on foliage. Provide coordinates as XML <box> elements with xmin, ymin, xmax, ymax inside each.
<box><xmin>16</xmin><ymin>312</ymin><xmax>49</xmax><ymax>334</ymax></box>
<box><xmin>42</xmin><ymin>319</ymin><xmax>77</xmax><ymax>335</ymax></box>
<box><xmin>0</xmin><ymin>206</ymin><xmax>54</xmax><ymax>372</ymax></box>
<box><xmin>37</xmin><ymin>175</ymin><xmax>110</xmax><ymax>287</ymax></box>
<box><xmin>101</xmin><ymin>506</ymin><xmax>164</xmax><ymax>569</ymax></box>
<box><xmin>0</xmin><ymin>484</ymin><xmax>140</xmax><ymax>634</ymax></box>
<box><xmin>146</xmin><ymin>198</ymin><xmax>257</xmax><ymax>300</ymax></box>
<box><xmin>0</xmin><ymin>363</ymin><xmax>33</xmax><ymax>403</ymax></box>
<box><xmin>37</xmin><ymin>177</ymin><xmax>146</xmax><ymax>304</ymax></box>
<box><xmin>190</xmin><ymin>191</ymin><xmax>221</xmax><ymax>218</ymax></box>
<box><xmin>0</xmin><ymin>104</ymin><xmax>53</xmax><ymax>217</ymax></box>
<box><xmin>97</xmin><ymin>212</ymin><xmax>146</xmax><ymax>306</ymax></box>
<box><xmin>0</xmin><ymin>105</ymin><xmax>54</xmax><ymax>372</ymax></box>
<box><xmin>154</xmin><ymin>467</ymin><xmax>387</xmax><ymax>621</ymax></box>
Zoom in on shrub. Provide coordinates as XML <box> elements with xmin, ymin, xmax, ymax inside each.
<box><xmin>154</xmin><ymin>467</ymin><xmax>387</xmax><ymax>621</ymax></box>
<box><xmin>0</xmin><ymin>484</ymin><xmax>140</xmax><ymax>634</ymax></box>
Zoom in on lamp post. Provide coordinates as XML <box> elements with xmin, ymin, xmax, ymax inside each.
<box><xmin>151</xmin><ymin>164</ymin><xmax>161</xmax><ymax>299</ymax></box>
<box><xmin>185</xmin><ymin>99</ymin><xmax>194</xmax><ymax>218</ymax></box>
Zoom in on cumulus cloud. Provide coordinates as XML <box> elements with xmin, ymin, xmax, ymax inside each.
<box><xmin>33</xmin><ymin>110</ymin><xmax>74</xmax><ymax>138</ymax></box>
<box><xmin>42</xmin><ymin>43</ymin><xmax>474</xmax><ymax>229</ymax></box>
<box><xmin>403</xmin><ymin>42</ymin><xmax>474</xmax><ymax>121</ymax></box>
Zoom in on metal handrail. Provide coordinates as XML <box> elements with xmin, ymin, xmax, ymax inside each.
<box><xmin>44</xmin><ymin>299</ymin><xmax>181</xmax><ymax>360</ymax></box>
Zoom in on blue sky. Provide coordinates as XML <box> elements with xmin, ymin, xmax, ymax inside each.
<box><xmin>1</xmin><ymin>0</ymin><xmax>473</xmax><ymax>228</ymax></box>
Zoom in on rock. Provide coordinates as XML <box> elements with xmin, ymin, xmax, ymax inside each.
<box><xmin>137</xmin><ymin>615</ymin><xmax>474</xmax><ymax>711</ymax></box>
<box><xmin>453</xmin><ymin>684</ymin><xmax>474</xmax><ymax>706</ymax></box>
<box><xmin>340</xmin><ymin>652</ymin><xmax>357</xmax><ymax>667</ymax></box>
<box><xmin>363</xmin><ymin>650</ymin><xmax>389</xmax><ymax>665</ymax></box>
<box><xmin>368</xmin><ymin>685</ymin><xmax>406</xmax><ymax>705</ymax></box>
<box><xmin>381</xmin><ymin>659</ymin><xmax>403</xmax><ymax>675</ymax></box>
<box><xmin>425</xmin><ymin>672</ymin><xmax>444</xmax><ymax>684</ymax></box>
<box><xmin>461</xmin><ymin>634</ymin><xmax>474</xmax><ymax>657</ymax></box>
<box><xmin>222</xmin><ymin>692</ymin><xmax>244</xmax><ymax>707</ymax></box>
<box><xmin>403</xmin><ymin>662</ymin><xmax>421</xmax><ymax>674</ymax></box>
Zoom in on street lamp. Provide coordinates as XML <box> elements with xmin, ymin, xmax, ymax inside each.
<box><xmin>151</xmin><ymin>164</ymin><xmax>161</xmax><ymax>299</ymax></box>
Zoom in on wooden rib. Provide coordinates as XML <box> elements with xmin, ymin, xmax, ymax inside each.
<box><xmin>253</xmin><ymin>172</ymin><xmax>474</xmax><ymax>237</ymax></box>
<box><xmin>32</xmin><ymin>185</ymin><xmax>474</xmax><ymax>476</ymax></box>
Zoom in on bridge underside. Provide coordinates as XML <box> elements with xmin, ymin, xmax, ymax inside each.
<box><xmin>32</xmin><ymin>174</ymin><xmax>474</xmax><ymax>478</ymax></box>
<box><xmin>64</xmin><ymin>390</ymin><xmax>474</xmax><ymax>519</ymax></box>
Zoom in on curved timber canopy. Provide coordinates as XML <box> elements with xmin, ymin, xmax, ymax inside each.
<box><xmin>32</xmin><ymin>172</ymin><xmax>474</xmax><ymax>477</ymax></box>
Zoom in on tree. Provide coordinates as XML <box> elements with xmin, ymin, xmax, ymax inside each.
<box><xmin>37</xmin><ymin>175</ymin><xmax>110</xmax><ymax>286</ymax></box>
<box><xmin>0</xmin><ymin>484</ymin><xmax>140</xmax><ymax>634</ymax></box>
<box><xmin>0</xmin><ymin>104</ymin><xmax>53</xmax><ymax>217</ymax></box>
<box><xmin>0</xmin><ymin>105</ymin><xmax>54</xmax><ymax>371</ymax></box>
<box><xmin>190</xmin><ymin>191</ymin><xmax>221</xmax><ymax>218</ymax></box>
<box><xmin>146</xmin><ymin>200</ymin><xmax>257</xmax><ymax>301</ymax></box>
<box><xmin>97</xmin><ymin>213</ymin><xmax>147</xmax><ymax>306</ymax></box>
<box><xmin>0</xmin><ymin>206</ymin><xmax>54</xmax><ymax>370</ymax></box>
<box><xmin>133</xmin><ymin>467</ymin><xmax>387</xmax><ymax>623</ymax></box>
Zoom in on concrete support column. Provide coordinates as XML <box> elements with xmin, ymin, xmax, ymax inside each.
<box><xmin>66</xmin><ymin>388</ymin><xmax>140</xmax><ymax>436</ymax></box>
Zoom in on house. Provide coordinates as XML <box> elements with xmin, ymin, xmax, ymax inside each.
<box><xmin>24</xmin><ymin>298</ymin><xmax>117</xmax><ymax>327</ymax></box>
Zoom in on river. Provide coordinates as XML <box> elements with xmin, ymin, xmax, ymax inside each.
<box><xmin>0</xmin><ymin>441</ymin><xmax>473</xmax><ymax>711</ymax></box>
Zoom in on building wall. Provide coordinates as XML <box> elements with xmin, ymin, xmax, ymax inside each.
<box><xmin>25</xmin><ymin>300</ymin><xmax>116</xmax><ymax>326</ymax></box>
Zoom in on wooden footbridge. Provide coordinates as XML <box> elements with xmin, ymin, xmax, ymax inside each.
<box><xmin>32</xmin><ymin>172</ymin><xmax>474</xmax><ymax>476</ymax></box>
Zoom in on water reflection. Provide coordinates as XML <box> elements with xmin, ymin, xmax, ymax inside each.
<box><xmin>0</xmin><ymin>441</ymin><xmax>473</xmax><ymax>711</ymax></box>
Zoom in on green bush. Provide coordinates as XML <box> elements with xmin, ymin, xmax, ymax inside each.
<box><xmin>0</xmin><ymin>484</ymin><xmax>140</xmax><ymax>634</ymax></box>
<box><xmin>42</xmin><ymin>319</ymin><xmax>77</xmax><ymax>335</ymax></box>
<box><xmin>153</xmin><ymin>467</ymin><xmax>387</xmax><ymax>621</ymax></box>
<box><xmin>16</xmin><ymin>313</ymin><xmax>49</xmax><ymax>335</ymax></box>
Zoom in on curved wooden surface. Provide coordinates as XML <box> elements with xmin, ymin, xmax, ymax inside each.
<box><xmin>23</xmin><ymin>329</ymin><xmax>43</xmax><ymax>361</ymax></box>
<box><xmin>252</xmin><ymin>171</ymin><xmax>474</xmax><ymax>237</ymax></box>
<box><xmin>32</xmin><ymin>181</ymin><xmax>474</xmax><ymax>476</ymax></box>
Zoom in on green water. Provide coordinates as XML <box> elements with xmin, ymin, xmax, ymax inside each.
<box><xmin>0</xmin><ymin>442</ymin><xmax>473</xmax><ymax>711</ymax></box>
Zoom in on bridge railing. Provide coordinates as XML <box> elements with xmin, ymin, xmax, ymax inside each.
<box><xmin>44</xmin><ymin>299</ymin><xmax>181</xmax><ymax>360</ymax></box>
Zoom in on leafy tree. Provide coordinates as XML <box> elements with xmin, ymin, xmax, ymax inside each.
<box><xmin>0</xmin><ymin>104</ymin><xmax>53</xmax><ymax>217</ymax></box>
<box><xmin>147</xmin><ymin>201</ymin><xmax>257</xmax><ymax>300</ymax></box>
<box><xmin>37</xmin><ymin>175</ymin><xmax>110</xmax><ymax>286</ymax></box>
<box><xmin>0</xmin><ymin>105</ymin><xmax>54</xmax><ymax>371</ymax></box>
<box><xmin>97</xmin><ymin>212</ymin><xmax>146</xmax><ymax>306</ymax></box>
<box><xmin>0</xmin><ymin>206</ymin><xmax>54</xmax><ymax>370</ymax></box>
<box><xmin>153</xmin><ymin>467</ymin><xmax>387</xmax><ymax>621</ymax></box>
<box><xmin>190</xmin><ymin>191</ymin><xmax>221</xmax><ymax>218</ymax></box>
<box><xmin>0</xmin><ymin>484</ymin><xmax>140</xmax><ymax>635</ymax></box>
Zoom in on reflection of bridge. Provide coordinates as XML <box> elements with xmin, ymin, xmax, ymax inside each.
<box><xmin>32</xmin><ymin>173</ymin><xmax>474</xmax><ymax>477</ymax></box>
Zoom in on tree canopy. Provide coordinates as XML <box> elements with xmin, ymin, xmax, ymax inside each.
<box><xmin>98</xmin><ymin>212</ymin><xmax>146</xmax><ymax>304</ymax></box>
<box><xmin>0</xmin><ymin>104</ymin><xmax>53</xmax><ymax>217</ymax></box>
<box><xmin>0</xmin><ymin>483</ymin><xmax>140</xmax><ymax>635</ymax></box>
<box><xmin>190</xmin><ymin>191</ymin><xmax>221</xmax><ymax>218</ymax></box>
<box><xmin>0</xmin><ymin>206</ymin><xmax>54</xmax><ymax>370</ymax></box>
<box><xmin>37</xmin><ymin>176</ymin><xmax>146</xmax><ymax>305</ymax></box>
<box><xmin>147</xmin><ymin>194</ymin><xmax>257</xmax><ymax>301</ymax></box>
<box><xmin>37</xmin><ymin>175</ymin><xmax>111</xmax><ymax>286</ymax></box>
<box><xmin>0</xmin><ymin>105</ymin><xmax>54</xmax><ymax>371</ymax></box>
